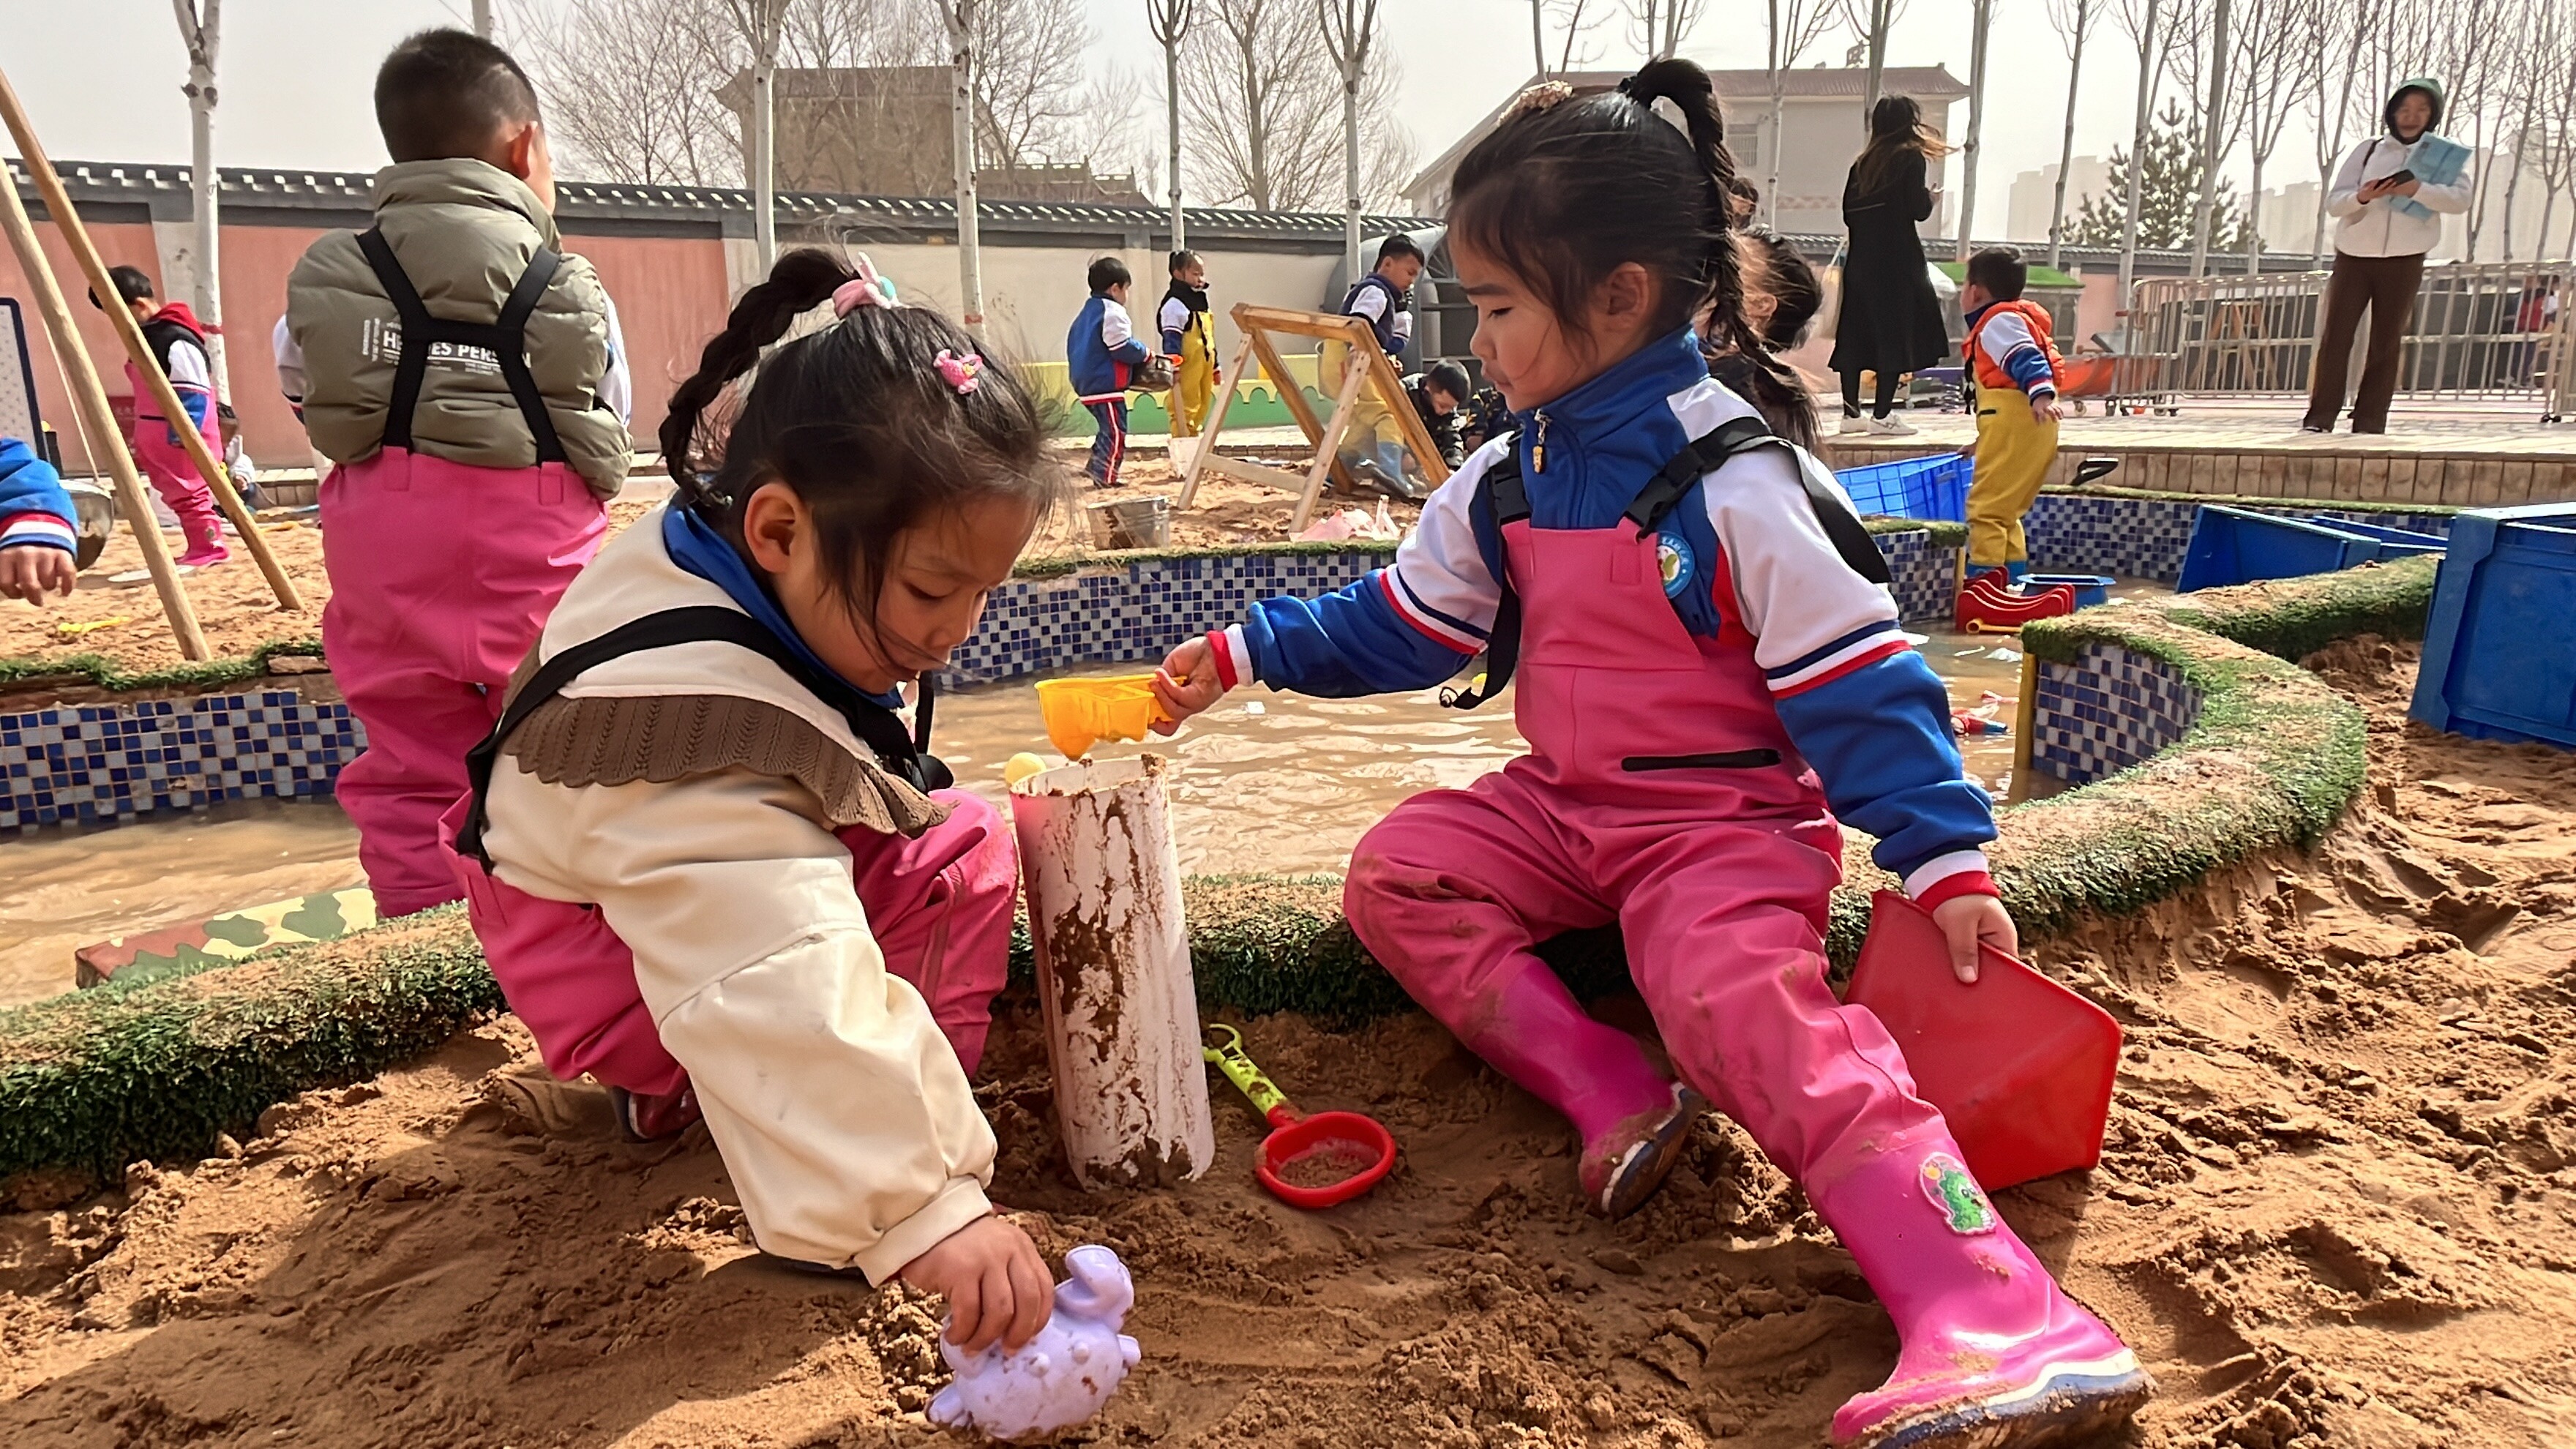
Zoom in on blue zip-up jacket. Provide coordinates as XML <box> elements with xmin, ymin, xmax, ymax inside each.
<box><xmin>1067</xmin><ymin>293</ymin><xmax>1151</xmax><ymax>397</ymax></box>
<box><xmin>1208</xmin><ymin>329</ymin><xmax>1996</xmax><ymax>896</ymax></box>
<box><xmin>0</xmin><ymin>437</ymin><xmax>77</xmax><ymax>557</ymax></box>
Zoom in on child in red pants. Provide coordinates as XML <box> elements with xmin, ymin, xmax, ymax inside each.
<box><xmin>280</xmin><ymin>30</ymin><xmax>632</xmax><ymax>916</ymax></box>
<box><xmin>1153</xmin><ymin>63</ymin><xmax>2149</xmax><ymax>1449</ymax></box>
<box><xmin>450</xmin><ymin>247</ymin><xmax>1064</xmax><ymax>1355</ymax></box>
<box><xmin>92</xmin><ymin>266</ymin><xmax>228</xmax><ymax>568</ymax></box>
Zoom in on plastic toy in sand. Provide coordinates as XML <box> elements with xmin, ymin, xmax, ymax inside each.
<box><xmin>1204</xmin><ymin>1024</ymin><xmax>1399</xmax><ymax>1208</ymax></box>
<box><xmin>928</xmin><ymin>1245</ymin><xmax>1142</xmax><ymax>1442</ymax></box>
<box><xmin>1954</xmin><ymin>571</ymin><xmax>2077</xmax><ymax>634</ymax></box>
<box><xmin>1035</xmin><ymin>675</ymin><xmax>1172</xmax><ymax>759</ymax></box>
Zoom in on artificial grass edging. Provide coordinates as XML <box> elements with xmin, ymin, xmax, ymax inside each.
<box><xmin>0</xmin><ymin>558</ymin><xmax>2430</xmax><ymax>1187</ymax></box>
<box><xmin>0</xmin><ymin>637</ymin><xmax>326</xmax><ymax>698</ymax></box>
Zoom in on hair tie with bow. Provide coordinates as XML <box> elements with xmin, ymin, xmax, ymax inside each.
<box><xmin>935</xmin><ymin>350</ymin><xmax>984</xmax><ymax>396</ymax></box>
<box><xmin>832</xmin><ymin>252</ymin><xmax>900</xmax><ymax>316</ymax></box>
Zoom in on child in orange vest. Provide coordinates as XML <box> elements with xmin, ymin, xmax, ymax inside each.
<box><xmin>1959</xmin><ymin>247</ymin><xmax>2063</xmax><ymax>581</ymax></box>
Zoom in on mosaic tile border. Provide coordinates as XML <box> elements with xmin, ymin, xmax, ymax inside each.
<box><xmin>2026</xmin><ymin>640</ymin><xmax>2207</xmax><ymax>787</ymax></box>
<box><xmin>2</xmin><ymin>691</ymin><xmax>362</xmax><ymax>833</ymax></box>
<box><xmin>2025</xmin><ymin>493</ymin><xmax>2453</xmax><ymax>584</ymax></box>
<box><xmin>4</xmin><ymin>533</ymin><xmax>1961</xmax><ymax>834</ymax></box>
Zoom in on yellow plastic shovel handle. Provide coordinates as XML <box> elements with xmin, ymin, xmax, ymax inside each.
<box><xmin>1202</xmin><ymin>1024</ymin><xmax>1293</xmax><ymax>1123</ymax></box>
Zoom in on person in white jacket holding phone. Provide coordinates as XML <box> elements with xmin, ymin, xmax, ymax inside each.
<box><xmin>2302</xmin><ymin>78</ymin><xmax>2472</xmax><ymax>434</ymax></box>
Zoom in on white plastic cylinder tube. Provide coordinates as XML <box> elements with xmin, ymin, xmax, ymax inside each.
<box><xmin>1009</xmin><ymin>754</ymin><xmax>1215</xmax><ymax>1188</ymax></box>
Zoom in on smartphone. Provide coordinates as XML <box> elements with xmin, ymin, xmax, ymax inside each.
<box><xmin>2382</xmin><ymin>168</ymin><xmax>2418</xmax><ymax>187</ymax></box>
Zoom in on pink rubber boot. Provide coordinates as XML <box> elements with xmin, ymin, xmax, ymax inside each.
<box><xmin>1813</xmin><ymin>1137</ymin><xmax>2151</xmax><ymax>1448</ymax></box>
<box><xmin>1461</xmin><ymin>959</ymin><xmax>1705</xmax><ymax>1219</ymax></box>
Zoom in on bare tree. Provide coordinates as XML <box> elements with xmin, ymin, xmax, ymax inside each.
<box><xmin>1147</xmin><ymin>0</ymin><xmax>1193</xmax><ymax>245</ymax></box>
<box><xmin>506</xmin><ymin>0</ymin><xmax>745</xmax><ymax>186</ymax></box>
<box><xmin>937</xmin><ymin>0</ymin><xmax>982</xmax><ymax>331</ymax></box>
<box><xmin>1530</xmin><ymin>1</ymin><xmax>1609</xmax><ymax>78</ymax></box>
<box><xmin>1838</xmin><ymin>0</ymin><xmax>1907</xmax><ymax>112</ymax></box>
<box><xmin>171</xmin><ymin>0</ymin><xmax>228</xmax><ymax>398</ymax></box>
<box><xmin>2110</xmin><ymin>0</ymin><xmax>2174</xmax><ymax>304</ymax></box>
<box><xmin>2182</xmin><ymin>0</ymin><xmax>2234</xmax><ymax>274</ymax></box>
<box><xmin>2236</xmin><ymin>0</ymin><xmax>2321</xmax><ymax>272</ymax></box>
<box><xmin>1626</xmin><ymin>0</ymin><xmax>1705</xmax><ymax>60</ymax></box>
<box><xmin>1955</xmin><ymin>0</ymin><xmax>1993</xmax><ymax>260</ymax></box>
<box><xmin>1317</xmin><ymin>0</ymin><xmax>1385</xmax><ymax>278</ymax></box>
<box><xmin>725</xmin><ymin>0</ymin><xmax>790</xmax><ymax>268</ymax></box>
<box><xmin>2045</xmin><ymin>0</ymin><xmax>2096</xmax><ymax>269</ymax></box>
<box><xmin>2534</xmin><ymin>6</ymin><xmax>2576</xmax><ymax>255</ymax></box>
<box><xmin>1180</xmin><ymin>0</ymin><xmax>1411</xmax><ymax>211</ymax></box>
<box><xmin>2441</xmin><ymin>0</ymin><xmax>2506</xmax><ymax>259</ymax></box>
<box><xmin>1763</xmin><ymin>0</ymin><xmax>1841</xmax><ymax>226</ymax></box>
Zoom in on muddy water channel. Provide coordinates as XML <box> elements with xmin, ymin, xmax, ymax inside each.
<box><xmin>0</xmin><ymin>610</ymin><xmax>2089</xmax><ymax>1007</ymax></box>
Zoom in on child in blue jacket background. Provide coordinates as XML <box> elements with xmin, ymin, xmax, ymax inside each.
<box><xmin>0</xmin><ymin>437</ymin><xmax>78</xmax><ymax>606</ymax></box>
<box><xmin>1067</xmin><ymin>256</ymin><xmax>1156</xmax><ymax>487</ymax></box>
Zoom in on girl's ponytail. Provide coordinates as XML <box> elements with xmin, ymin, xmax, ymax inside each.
<box><xmin>660</xmin><ymin>247</ymin><xmax>857</xmax><ymax>506</ymax></box>
<box><xmin>1621</xmin><ymin>59</ymin><xmax>1763</xmax><ymax>398</ymax></box>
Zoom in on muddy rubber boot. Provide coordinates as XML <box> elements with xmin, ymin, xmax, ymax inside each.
<box><xmin>173</xmin><ymin>513</ymin><xmax>230</xmax><ymax>569</ymax></box>
<box><xmin>1577</xmin><ymin>1081</ymin><xmax>1709</xmax><ymax>1221</ymax></box>
<box><xmin>610</xmin><ymin>1084</ymin><xmax>703</xmax><ymax>1142</ymax></box>
<box><xmin>1813</xmin><ymin>1139</ymin><xmax>2152</xmax><ymax>1448</ymax></box>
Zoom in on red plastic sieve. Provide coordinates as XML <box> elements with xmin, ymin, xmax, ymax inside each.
<box><xmin>1202</xmin><ymin>1025</ymin><xmax>1397</xmax><ymax>1209</ymax></box>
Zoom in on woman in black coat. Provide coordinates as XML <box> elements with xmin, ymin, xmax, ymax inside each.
<box><xmin>1830</xmin><ymin>95</ymin><xmax>1953</xmax><ymax>435</ymax></box>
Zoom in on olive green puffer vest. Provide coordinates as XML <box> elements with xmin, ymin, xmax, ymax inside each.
<box><xmin>285</xmin><ymin>160</ymin><xmax>631</xmax><ymax>498</ymax></box>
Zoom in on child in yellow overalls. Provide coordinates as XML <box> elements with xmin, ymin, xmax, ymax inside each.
<box><xmin>1158</xmin><ymin>250</ymin><xmax>1218</xmax><ymax>438</ymax></box>
<box><xmin>1959</xmin><ymin>247</ymin><xmax>2064</xmax><ymax>581</ymax></box>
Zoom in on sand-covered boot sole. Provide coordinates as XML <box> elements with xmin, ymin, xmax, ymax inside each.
<box><xmin>1851</xmin><ymin>1354</ymin><xmax>2152</xmax><ymax>1449</ymax></box>
<box><xmin>1582</xmin><ymin>1085</ymin><xmax>1707</xmax><ymax>1221</ymax></box>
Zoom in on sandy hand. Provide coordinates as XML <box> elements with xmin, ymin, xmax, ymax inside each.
<box><xmin>1933</xmin><ymin>894</ymin><xmax>2018</xmax><ymax>984</ymax></box>
<box><xmin>1150</xmin><ymin>636</ymin><xmax>1229</xmax><ymax>732</ymax></box>
<box><xmin>897</xmin><ymin>1213</ymin><xmax>1053</xmax><ymax>1353</ymax></box>
<box><xmin>0</xmin><ymin>546</ymin><xmax>76</xmax><ymax>605</ymax></box>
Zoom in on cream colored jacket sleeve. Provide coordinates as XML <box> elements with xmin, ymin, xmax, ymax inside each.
<box><xmin>483</xmin><ymin>760</ymin><xmax>997</xmax><ymax>1284</ymax></box>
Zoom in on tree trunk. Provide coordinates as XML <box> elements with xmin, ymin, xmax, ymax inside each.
<box><xmin>2119</xmin><ymin>0</ymin><xmax>2157</xmax><ymax>310</ymax></box>
<box><xmin>175</xmin><ymin>0</ymin><xmax>228</xmax><ymax>403</ymax></box>
<box><xmin>471</xmin><ymin>0</ymin><xmax>492</xmax><ymax>37</ymax></box>
<box><xmin>1766</xmin><ymin>0</ymin><xmax>1785</xmax><ymax>228</ymax></box>
<box><xmin>1956</xmin><ymin>0</ymin><xmax>1992</xmax><ymax>261</ymax></box>
<box><xmin>1240</xmin><ymin>24</ymin><xmax>1270</xmax><ymax>212</ymax></box>
<box><xmin>1342</xmin><ymin>55</ymin><xmax>1363</xmax><ymax>282</ymax></box>
<box><xmin>2189</xmin><ymin>0</ymin><xmax>2231</xmax><ymax>276</ymax></box>
<box><xmin>1532</xmin><ymin>0</ymin><xmax>1546</xmax><ymax>78</ymax></box>
<box><xmin>2244</xmin><ymin>149</ymin><xmax>2265</xmax><ymax>274</ymax></box>
<box><xmin>2048</xmin><ymin>0</ymin><xmax>2089</xmax><ymax>271</ymax></box>
<box><xmin>752</xmin><ymin>61</ymin><xmax>776</xmax><ymax>270</ymax></box>
<box><xmin>1865</xmin><ymin>0</ymin><xmax>1890</xmax><ymax>114</ymax></box>
<box><xmin>1166</xmin><ymin>34</ymin><xmax>1185</xmax><ymax>246</ymax></box>
<box><xmin>948</xmin><ymin>1</ymin><xmax>984</xmax><ymax>333</ymax></box>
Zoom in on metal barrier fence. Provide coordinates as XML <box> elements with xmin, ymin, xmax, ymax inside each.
<box><xmin>2113</xmin><ymin>262</ymin><xmax>2573</xmax><ymax>412</ymax></box>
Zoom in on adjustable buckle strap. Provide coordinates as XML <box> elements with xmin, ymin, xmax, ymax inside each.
<box><xmin>354</xmin><ymin>228</ymin><xmax>433</xmax><ymax>454</ymax></box>
<box><xmin>1625</xmin><ymin>414</ymin><xmax>1772</xmax><ymax>536</ymax></box>
<box><xmin>1442</xmin><ymin>433</ymin><xmax>1524</xmax><ymax>711</ymax></box>
<box><xmin>351</xmin><ymin>229</ymin><xmax>570</xmax><ymax>465</ymax></box>
<box><xmin>493</xmin><ymin>248</ymin><xmax>569</xmax><ymax>464</ymax></box>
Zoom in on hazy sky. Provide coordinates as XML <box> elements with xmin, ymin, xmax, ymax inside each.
<box><xmin>7</xmin><ymin>0</ymin><xmax>2337</xmax><ymax>230</ymax></box>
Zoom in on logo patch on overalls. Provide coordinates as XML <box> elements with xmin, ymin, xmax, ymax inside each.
<box><xmin>1920</xmin><ymin>1153</ymin><xmax>1998</xmax><ymax>1235</ymax></box>
<box><xmin>1657</xmin><ymin>531</ymin><xmax>1692</xmax><ymax>598</ymax></box>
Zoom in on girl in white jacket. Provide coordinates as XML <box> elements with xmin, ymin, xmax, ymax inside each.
<box><xmin>2302</xmin><ymin>78</ymin><xmax>2472</xmax><ymax>434</ymax></box>
<box><xmin>445</xmin><ymin>250</ymin><xmax>1066</xmax><ymax>1354</ymax></box>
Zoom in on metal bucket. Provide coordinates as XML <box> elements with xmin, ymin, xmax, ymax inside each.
<box><xmin>1085</xmin><ymin>495</ymin><xmax>1172</xmax><ymax>550</ymax></box>
<box><xmin>64</xmin><ymin>480</ymin><xmax>116</xmax><ymax>571</ymax></box>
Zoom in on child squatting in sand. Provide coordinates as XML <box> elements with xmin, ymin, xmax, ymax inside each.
<box><xmin>1150</xmin><ymin>61</ymin><xmax>2153</xmax><ymax>1449</ymax></box>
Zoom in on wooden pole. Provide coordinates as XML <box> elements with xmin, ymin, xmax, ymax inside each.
<box><xmin>0</xmin><ymin>64</ymin><xmax>302</xmax><ymax>613</ymax></box>
<box><xmin>0</xmin><ymin>161</ymin><xmax>208</xmax><ymax>659</ymax></box>
<box><xmin>1174</xmin><ymin>332</ymin><xmax>1254</xmax><ymax>510</ymax></box>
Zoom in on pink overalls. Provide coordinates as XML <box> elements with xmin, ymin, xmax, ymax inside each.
<box><xmin>440</xmin><ymin>790</ymin><xmax>1017</xmax><ymax>1090</ymax></box>
<box><xmin>124</xmin><ymin>357</ymin><xmax>226</xmax><ymax>564</ymax></box>
<box><xmin>1344</xmin><ymin>490</ymin><xmax>2148</xmax><ymax>1444</ymax></box>
<box><xmin>1342</xmin><ymin>504</ymin><xmax>1944</xmax><ymax>1197</ymax></box>
<box><xmin>323</xmin><ymin>449</ymin><xmax>606</xmax><ymax>916</ymax></box>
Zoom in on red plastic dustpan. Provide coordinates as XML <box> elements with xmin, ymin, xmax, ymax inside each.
<box><xmin>1845</xmin><ymin>891</ymin><xmax>2122</xmax><ymax>1190</ymax></box>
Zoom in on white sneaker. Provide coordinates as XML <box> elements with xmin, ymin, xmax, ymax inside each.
<box><xmin>1838</xmin><ymin>413</ymin><xmax>1871</xmax><ymax>434</ymax></box>
<box><xmin>1865</xmin><ymin>415</ymin><xmax>1918</xmax><ymax>436</ymax></box>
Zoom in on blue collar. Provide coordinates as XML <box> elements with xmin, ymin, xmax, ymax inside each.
<box><xmin>1511</xmin><ymin>326</ymin><xmax>1711</xmax><ymax>443</ymax></box>
<box><xmin>660</xmin><ymin>505</ymin><xmax>905</xmax><ymax>711</ymax></box>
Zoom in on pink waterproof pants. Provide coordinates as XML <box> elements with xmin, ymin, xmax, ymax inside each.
<box><xmin>124</xmin><ymin>360</ymin><xmax>223</xmax><ymax>548</ymax></box>
<box><xmin>443</xmin><ymin>790</ymin><xmax>1019</xmax><ymax>1086</ymax></box>
<box><xmin>322</xmin><ymin>449</ymin><xmax>606</xmax><ymax>916</ymax></box>
<box><xmin>1341</xmin><ymin>513</ymin><xmax>1944</xmax><ymax>1191</ymax></box>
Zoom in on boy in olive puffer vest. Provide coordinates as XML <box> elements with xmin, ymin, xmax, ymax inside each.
<box><xmin>277</xmin><ymin>29</ymin><xmax>632</xmax><ymax>916</ymax></box>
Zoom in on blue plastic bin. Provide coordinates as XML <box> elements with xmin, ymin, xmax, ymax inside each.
<box><xmin>2304</xmin><ymin>517</ymin><xmax>2446</xmax><ymax>558</ymax></box>
<box><xmin>2175</xmin><ymin>506</ymin><xmax>2383</xmax><ymax>592</ymax></box>
<box><xmin>2410</xmin><ymin>502</ymin><xmax>2576</xmax><ymax>750</ymax></box>
<box><xmin>1834</xmin><ymin>452</ymin><xmax>1971</xmax><ymax>522</ymax></box>
<box><xmin>2026</xmin><ymin>574</ymin><xmax>2113</xmax><ymax>608</ymax></box>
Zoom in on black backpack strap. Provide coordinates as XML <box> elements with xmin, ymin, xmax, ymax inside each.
<box><xmin>354</xmin><ymin>227</ymin><xmax>569</xmax><ymax>465</ymax></box>
<box><xmin>454</xmin><ymin>605</ymin><xmax>949</xmax><ymax>869</ymax></box>
<box><xmin>1440</xmin><ymin>436</ymin><xmax>1524</xmax><ymax>711</ymax></box>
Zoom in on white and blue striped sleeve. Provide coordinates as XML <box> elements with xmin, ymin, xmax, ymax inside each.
<box><xmin>1224</xmin><ymin>443</ymin><xmax>1504</xmax><ymax>697</ymax></box>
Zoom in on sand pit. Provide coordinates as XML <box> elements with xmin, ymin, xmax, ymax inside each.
<box><xmin>4</xmin><ymin>640</ymin><xmax>2575</xmax><ymax>1447</ymax></box>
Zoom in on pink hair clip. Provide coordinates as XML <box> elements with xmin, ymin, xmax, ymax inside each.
<box><xmin>935</xmin><ymin>349</ymin><xmax>984</xmax><ymax>395</ymax></box>
<box><xmin>832</xmin><ymin>253</ymin><xmax>899</xmax><ymax>317</ymax></box>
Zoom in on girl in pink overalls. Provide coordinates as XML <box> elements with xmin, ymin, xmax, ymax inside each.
<box><xmin>1153</xmin><ymin>61</ymin><xmax>2150</xmax><ymax>1449</ymax></box>
<box><xmin>94</xmin><ymin>265</ymin><xmax>228</xmax><ymax>567</ymax></box>
<box><xmin>446</xmin><ymin>251</ymin><xmax>1065</xmax><ymax>1358</ymax></box>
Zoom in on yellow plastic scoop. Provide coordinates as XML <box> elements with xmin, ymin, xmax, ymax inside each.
<box><xmin>1035</xmin><ymin>675</ymin><xmax>1172</xmax><ymax>759</ymax></box>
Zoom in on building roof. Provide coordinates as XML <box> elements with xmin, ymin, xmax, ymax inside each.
<box><xmin>1407</xmin><ymin>66</ymin><xmax>1970</xmax><ymax>206</ymax></box>
<box><xmin>12</xmin><ymin>159</ymin><xmax>1434</xmax><ymax>250</ymax></box>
